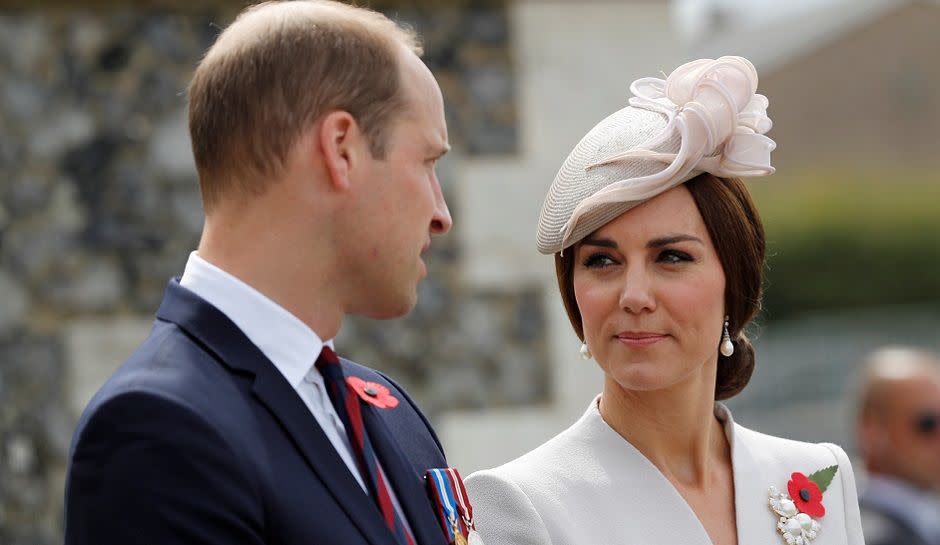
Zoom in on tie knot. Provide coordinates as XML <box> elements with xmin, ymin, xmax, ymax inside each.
<box><xmin>315</xmin><ymin>346</ymin><xmax>339</xmax><ymax>369</ymax></box>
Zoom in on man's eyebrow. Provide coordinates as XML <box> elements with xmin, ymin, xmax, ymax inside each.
<box><xmin>647</xmin><ymin>234</ymin><xmax>704</xmax><ymax>248</ymax></box>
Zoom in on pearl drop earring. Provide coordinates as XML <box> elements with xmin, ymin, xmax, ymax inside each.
<box><xmin>720</xmin><ymin>316</ymin><xmax>734</xmax><ymax>357</ymax></box>
<box><xmin>580</xmin><ymin>342</ymin><xmax>592</xmax><ymax>360</ymax></box>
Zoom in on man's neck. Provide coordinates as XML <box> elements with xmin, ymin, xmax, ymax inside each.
<box><xmin>198</xmin><ymin>209</ymin><xmax>345</xmax><ymax>341</ymax></box>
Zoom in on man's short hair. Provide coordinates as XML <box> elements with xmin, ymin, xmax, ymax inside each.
<box><xmin>188</xmin><ymin>0</ymin><xmax>422</xmax><ymax>210</ymax></box>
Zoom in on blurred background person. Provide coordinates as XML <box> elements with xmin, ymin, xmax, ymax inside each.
<box><xmin>856</xmin><ymin>347</ymin><xmax>940</xmax><ymax>545</ymax></box>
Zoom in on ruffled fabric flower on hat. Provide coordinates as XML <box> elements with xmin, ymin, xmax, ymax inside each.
<box><xmin>346</xmin><ymin>376</ymin><xmax>399</xmax><ymax>409</ymax></box>
<box><xmin>556</xmin><ymin>56</ymin><xmax>776</xmax><ymax>251</ymax></box>
<box><xmin>768</xmin><ymin>465</ymin><xmax>838</xmax><ymax>545</ymax></box>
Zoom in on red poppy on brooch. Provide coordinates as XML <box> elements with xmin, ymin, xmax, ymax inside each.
<box><xmin>768</xmin><ymin>465</ymin><xmax>838</xmax><ymax>545</ymax></box>
<box><xmin>346</xmin><ymin>376</ymin><xmax>399</xmax><ymax>409</ymax></box>
<box><xmin>788</xmin><ymin>472</ymin><xmax>825</xmax><ymax>517</ymax></box>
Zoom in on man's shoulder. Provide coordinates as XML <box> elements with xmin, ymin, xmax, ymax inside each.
<box><xmin>86</xmin><ymin>319</ymin><xmax>231</xmax><ymax>408</ymax></box>
<box><xmin>860</xmin><ymin>501</ymin><xmax>928</xmax><ymax>545</ymax></box>
<box><xmin>74</xmin><ymin>319</ymin><xmax>250</xmax><ymax>448</ymax></box>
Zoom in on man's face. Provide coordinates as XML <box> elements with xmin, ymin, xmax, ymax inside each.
<box><xmin>345</xmin><ymin>49</ymin><xmax>452</xmax><ymax>319</ymax></box>
<box><xmin>875</xmin><ymin>374</ymin><xmax>940</xmax><ymax>490</ymax></box>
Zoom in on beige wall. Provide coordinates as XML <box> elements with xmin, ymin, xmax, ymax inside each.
<box><xmin>760</xmin><ymin>1</ymin><xmax>940</xmax><ymax>170</ymax></box>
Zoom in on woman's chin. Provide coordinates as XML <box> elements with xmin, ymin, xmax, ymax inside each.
<box><xmin>607</xmin><ymin>362</ymin><xmax>674</xmax><ymax>393</ymax></box>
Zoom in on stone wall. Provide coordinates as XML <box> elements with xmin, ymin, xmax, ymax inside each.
<box><xmin>0</xmin><ymin>4</ymin><xmax>537</xmax><ymax>543</ymax></box>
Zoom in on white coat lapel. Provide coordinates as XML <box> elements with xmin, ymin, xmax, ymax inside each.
<box><xmin>721</xmin><ymin>405</ymin><xmax>773</xmax><ymax>545</ymax></box>
<box><xmin>586</xmin><ymin>400</ymin><xmax>715</xmax><ymax>545</ymax></box>
<box><xmin>724</xmin><ymin>406</ymin><xmax>848</xmax><ymax>545</ymax></box>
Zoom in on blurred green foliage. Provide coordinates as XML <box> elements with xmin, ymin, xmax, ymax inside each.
<box><xmin>750</xmin><ymin>167</ymin><xmax>940</xmax><ymax>320</ymax></box>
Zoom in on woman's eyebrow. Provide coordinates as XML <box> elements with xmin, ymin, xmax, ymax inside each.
<box><xmin>580</xmin><ymin>237</ymin><xmax>618</xmax><ymax>249</ymax></box>
<box><xmin>647</xmin><ymin>234</ymin><xmax>703</xmax><ymax>248</ymax></box>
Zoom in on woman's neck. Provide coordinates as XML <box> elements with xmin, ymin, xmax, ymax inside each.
<box><xmin>598</xmin><ymin>362</ymin><xmax>730</xmax><ymax>488</ymax></box>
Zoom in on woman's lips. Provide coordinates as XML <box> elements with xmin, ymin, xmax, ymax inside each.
<box><xmin>615</xmin><ymin>332</ymin><xmax>668</xmax><ymax>347</ymax></box>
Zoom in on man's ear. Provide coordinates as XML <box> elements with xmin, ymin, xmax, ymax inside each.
<box><xmin>858</xmin><ymin>416</ymin><xmax>888</xmax><ymax>459</ymax></box>
<box><xmin>318</xmin><ymin>110</ymin><xmax>363</xmax><ymax>191</ymax></box>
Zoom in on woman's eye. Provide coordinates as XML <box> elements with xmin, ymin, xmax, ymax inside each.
<box><xmin>583</xmin><ymin>253</ymin><xmax>617</xmax><ymax>268</ymax></box>
<box><xmin>658</xmin><ymin>249</ymin><xmax>693</xmax><ymax>264</ymax></box>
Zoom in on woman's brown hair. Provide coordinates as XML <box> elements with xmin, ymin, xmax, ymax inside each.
<box><xmin>554</xmin><ymin>173</ymin><xmax>766</xmax><ymax>400</ymax></box>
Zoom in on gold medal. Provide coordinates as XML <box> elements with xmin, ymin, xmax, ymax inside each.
<box><xmin>451</xmin><ymin>519</ymin><xmax>468</xmax><ymax>545</ymax></box>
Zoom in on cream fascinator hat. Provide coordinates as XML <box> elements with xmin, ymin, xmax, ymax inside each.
<box><xmin>536</xmin><ymin>56</ymin><xmax>776</xmax><ymax>255</ymax></box>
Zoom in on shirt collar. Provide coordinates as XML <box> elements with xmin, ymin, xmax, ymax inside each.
<box><xmin>179</xmin><ymin>251</ymin><xmax>334</xmax><ymax>387</ymax></box>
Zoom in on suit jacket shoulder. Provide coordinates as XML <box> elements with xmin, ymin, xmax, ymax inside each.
<box><xmin>466</xmin><ymin>399</ymin><xmax>865</xmax><ymax>545</ymax></box>
<box><xmin>860</xmin><ymin>502</ymin><xmax>929</xmax><ymax>545</ymax></box>
<box><xmin>66</xmin><ymin>282</ymin><xmax>448</xmax><ymax>545</ymax></box>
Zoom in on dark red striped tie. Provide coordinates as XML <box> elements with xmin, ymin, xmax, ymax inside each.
<box><xmin>316</xmin><ymin>347</ymin><xmax>416</xmax><ymax>545</ymax></box>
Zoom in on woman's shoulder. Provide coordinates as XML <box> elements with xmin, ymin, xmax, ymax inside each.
<box><xmin>465</xmin><ymin>400</ymin><xmax>629</xmax><ymax>545</ymax></box>
<box><xmin>730</xmin><ymin>421</ymin><xmax>864</xmax><ymax>545</ymax></box>
<box><xmin>731</xmin><ymin>419</ymin><xmax>853</xmax><ymax>471</ymax></box>
<box><xmin>467</xmin><ymin>401</ymin><xmax>601</xmax><ymax>490</ymax></box>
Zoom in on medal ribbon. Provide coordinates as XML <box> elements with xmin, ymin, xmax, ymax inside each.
<box><xmin>427</xmin><ymin>468</ymin><xmax>462</xmax><ymax>541</ymax></box>
<box><xmin>445</xmin><ymin>468</ymin><xmax>475</xmax><ymax>531</ymax></box>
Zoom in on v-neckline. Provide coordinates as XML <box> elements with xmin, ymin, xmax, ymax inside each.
<box><xmin>586</xmin><ymin>397</ymin><xmax>745</xmax><ymax>545</ymax></box>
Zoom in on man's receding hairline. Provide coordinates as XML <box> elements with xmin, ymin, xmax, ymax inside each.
<box><xmin>208</xmin><ymin>1</ymin><xmax>420</xmax><ymax>63</ymax></box>
<box><xmin>858</xmin><ymin>347</ymin><xmax>940</xmax><ymax>417</ymax></box>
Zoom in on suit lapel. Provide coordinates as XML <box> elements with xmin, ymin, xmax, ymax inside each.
<box><xmin>358</xmin><ymin>385</ymin><xmax>445</xmax><ymax>545</ymax></box>
<box><xmin>156</xmin><ymin>280</ymin><xmax>395</xmax><ymax>545</ymax></box>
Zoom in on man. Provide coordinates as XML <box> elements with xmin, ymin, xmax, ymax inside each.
<box><xmin>64</xmin><ymin>2</ymin><xmax>456</xmax><ymax>544</ymax></box>
<box><xmin>856</xmin><ymin>347</ymin><xmax>940</xmax><ymax>545</ymax></box>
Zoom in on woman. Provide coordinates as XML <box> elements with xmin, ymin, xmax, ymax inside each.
<box><xmin>465</xmin><ymin>57</ymin><xmax>864</xmax><ymax>545</ymax></box>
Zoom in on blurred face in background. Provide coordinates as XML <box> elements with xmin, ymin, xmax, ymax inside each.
<box><xmin>572</xmin><ymin>185</ymin><xmax>727</xmax><ymax>395</ymax></box>
<box><xmin>862</xmin><ymin>369</ymin><xmax>940</xmax><ymax>490</ymax></box>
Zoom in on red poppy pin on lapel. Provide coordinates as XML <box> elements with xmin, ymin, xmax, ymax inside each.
<box><xmin>346</xmin><ymin>376</ymin><xmax>399</xmax><ymax>409</ymax></box>
<box><xmin>768</xmin><ymin>465</ymin><xmax>838</xmax><ymax>545</ymax></box>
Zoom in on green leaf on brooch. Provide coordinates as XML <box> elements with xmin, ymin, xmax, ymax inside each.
<box><xmin>808</xmin><ymin>465</ymin><xmax>839</xmax><ymax>493</ymax></box>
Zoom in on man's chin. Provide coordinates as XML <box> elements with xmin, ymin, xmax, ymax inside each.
<box><xmin>360</xmin><ymin>294</ymin><xmax>418</xmax><ymax>320</ymax></box>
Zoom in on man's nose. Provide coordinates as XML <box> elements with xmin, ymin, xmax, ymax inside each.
<box><xmin>430</xmin><ymin>178</ymin><xmax>452</xmax><ymax>235</ymax></box>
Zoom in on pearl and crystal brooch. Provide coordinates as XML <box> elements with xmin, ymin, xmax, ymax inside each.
<box><xmin>768</xmin><ymin>465</ymin><xmax>838</xmax><ymax>545</ymax></box>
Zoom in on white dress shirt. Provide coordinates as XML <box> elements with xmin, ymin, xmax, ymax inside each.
<box><xmin>180</xmin><ymin>251</ymin><xmax>412</xmax><ymax>529</ymax></box>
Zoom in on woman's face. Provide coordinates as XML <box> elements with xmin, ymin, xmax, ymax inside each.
<box><xmin>573</xmin><ymin>185</ymin><xmax>727</xmax><ymax>394</ymax></box>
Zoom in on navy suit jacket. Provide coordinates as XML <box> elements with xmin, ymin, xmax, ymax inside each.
<box><xmin>65</xmin><ymin>280</ymin><xmax>449</xmax><ymax>545</ymax></box>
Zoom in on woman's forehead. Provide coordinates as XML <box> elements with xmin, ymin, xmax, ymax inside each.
<box><xmin>588</xmin><ymin>186</ymin><xmax>708</xmax><ymax>241</ymax></box>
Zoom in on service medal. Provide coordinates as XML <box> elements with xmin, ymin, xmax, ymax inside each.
<box><xmin>426</xmin><ymin>468</ymin><xmax>481</xmax><ymax>545</ymax></box>
<box><xmin>451</xmin><ymin>520</ymin><xmax>468</xmax><ymax>545</ymax></box>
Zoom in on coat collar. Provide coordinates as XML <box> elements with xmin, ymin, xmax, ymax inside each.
<box><xmin>156</xmin><ymin>280</ymin><xmax>406</xmax><ymax>545</ymax></box>
<box><xmin>578</xmin><ymin>397</ymin><xmax>789</xmax><ymax>545</ymax></box>
<box><xmin>717</xmin><ymin>404</ymin><xmax>768</xmax><ymax>545</ymax></box>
